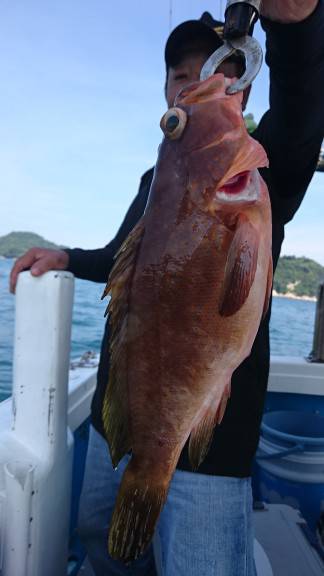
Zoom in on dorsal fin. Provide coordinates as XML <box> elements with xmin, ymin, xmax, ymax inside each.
<box><xmin>101</xmin><ymin>219</ymin><xmax>145</xmax><ymax>468</ymax></box>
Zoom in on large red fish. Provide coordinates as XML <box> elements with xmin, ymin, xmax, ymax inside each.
<box><xmin>101</xmin><ymin>73</ymin><xmax>272</xmax><ymax>562</ymax></box>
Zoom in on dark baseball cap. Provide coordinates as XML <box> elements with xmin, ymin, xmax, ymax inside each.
<box><xmin>165</xmin><ymin>12</ymin><xmax>224</xmax><ymax>70</ymax></box>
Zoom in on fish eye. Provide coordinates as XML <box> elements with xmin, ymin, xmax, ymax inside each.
<box><xmin>160</xmin><ymin>107</ymin><xmax>187</xmax><ymax>140</ymax></box>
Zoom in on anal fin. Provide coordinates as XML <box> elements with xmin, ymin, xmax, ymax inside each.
<box><xmin>188</xmin><ymin>383</ymin><xmax>231</xmax><ymax>470</ymax></box>
<box><xmin>188</xmin><ymin>410</ymin><xmax>216</xmax><ymax>471</ymax></box>
<box><xmin>262</xmin><ymin>253</ymin><xmax>273</xmax><ymax>320</ymax></box>
<box><xmin>215</xmin><ymin>382</ymin><xmax>231</xmax><ymax>425</ymax></box>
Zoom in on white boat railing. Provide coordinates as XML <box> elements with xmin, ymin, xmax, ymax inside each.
<box><xmin>0</xmin><ymin>271</ymin><xmax>323</xmax><ymax>576</ymax></box>
<box><xmin>268</xmin><ymin>355</ymin><xmax>324</xmax><ymax>396</ymax></box>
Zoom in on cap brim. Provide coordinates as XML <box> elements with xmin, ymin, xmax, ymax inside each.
<box><xmin>165</xmin><ymin>20</ymin><xmax>223</xmax><ymax>69</ymax></box>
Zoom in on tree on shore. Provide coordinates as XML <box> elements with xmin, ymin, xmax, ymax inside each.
<box><xmin>244</xmin><ymin>113</ymin><xmax>258</xmax><ymax>134</ymax></box>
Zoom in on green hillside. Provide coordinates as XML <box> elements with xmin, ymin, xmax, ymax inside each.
<box><xmin>274</xmin><ymin>256</ymin><xmax>324</xmax><ymax>298</ymax></box>
<box><xmin>244</xmin><ymin>113</ymin><xmax>258</xmax><ymax>134</ymax></box>
<box><xmin>0</xmin><ymin>232</ymin><xmax>63</xmax><ymax>258</ymax></box>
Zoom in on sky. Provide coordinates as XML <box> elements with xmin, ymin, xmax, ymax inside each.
<box><xmin>0</xmin><ymin>0</ymin><xmax>323</xmax><ymax>263</ymax></box>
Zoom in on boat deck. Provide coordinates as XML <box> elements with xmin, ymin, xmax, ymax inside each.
<box><xmin>78</xmin><ymin>558</ymin><xmax>95</xmax><ymax>575</ymax></box>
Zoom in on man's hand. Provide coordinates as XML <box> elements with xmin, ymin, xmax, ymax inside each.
<box><xmin>10</xmin><ymin>248</ymin><xmax>69</xmax><ymax>294</ymax></box>
<box><xmin>260</xmin><ymin>0</ymin><xmax>318</xmax><ymax>23</ymax></box>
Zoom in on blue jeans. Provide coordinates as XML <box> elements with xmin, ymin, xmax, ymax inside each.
<box><xmin>78</xmin><ymin>426</ymin><xmax>256</xmax><ymax>576</ymax></box>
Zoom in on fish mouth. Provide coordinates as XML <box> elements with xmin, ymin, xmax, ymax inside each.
<box><xmin>216</xmin><ymin>170</ymin><xmax>259</xmax><ymax>203</ymax></box>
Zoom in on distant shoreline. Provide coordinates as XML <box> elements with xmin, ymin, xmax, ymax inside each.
<box><xmin>272</xmin><ymin>290</ymin><xmax>317</xmax><ymax>302</ymax></box>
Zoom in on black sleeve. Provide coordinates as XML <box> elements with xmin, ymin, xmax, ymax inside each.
<box><xmin>64</xmin><ymin>168</ymin><xmax>154</xmax><ymax>283</ymax></box>
<box><xmin>254</xmin><ymin>1</ymin><xmax>324</xmax><ymax>223</ymax></box>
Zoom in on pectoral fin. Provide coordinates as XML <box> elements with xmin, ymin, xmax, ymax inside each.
<box><xmin>219</xmin><ymin>216</ymin><xmax>259</xmax><ymax>317</ymax></box>
<box><xmin>101</xmin><ymin>219</ymin><xmax>145</xmax><ymax>468</ymax></box>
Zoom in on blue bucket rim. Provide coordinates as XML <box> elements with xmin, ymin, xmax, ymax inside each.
<box><xmin>261</xmin><ymin>411</ymin><xmax>324</xmax><ymax>446</ymax></box>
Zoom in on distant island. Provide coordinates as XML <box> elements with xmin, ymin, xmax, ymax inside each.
<box><xmin>0</xmin><ymin>232</ymin><xmax>323</xmax><ymax>300</ymax></box>
<box><xmin>0</xmin><ymin>231</ymin><xmax>64</xmax><ymax>259</ymax></box>
<box><xmin>273</xmin><ymin>255</ymin><xmax>324</xmax><ymax>300</ymax></box>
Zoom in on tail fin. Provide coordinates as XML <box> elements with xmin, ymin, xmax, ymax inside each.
<box><xmin>108</xmin><ymin>461</ymin><xmax>168</xmax><ymax>563</ymax></box>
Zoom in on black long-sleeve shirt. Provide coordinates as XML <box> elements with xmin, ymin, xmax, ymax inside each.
<box><xmin>66</xmin><ymin>3</ymin><xmax>324</xmax><ymax>477</ymax></box>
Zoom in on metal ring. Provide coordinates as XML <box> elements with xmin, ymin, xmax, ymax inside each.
<box><xmin>200</xmin><ymin>36</ymin><xmax>263</xmax><ymax>94</ymax></box>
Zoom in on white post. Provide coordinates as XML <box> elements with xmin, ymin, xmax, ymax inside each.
<box><xmin>311</xmin><ymin>283</ymin><xmax>324</xmax><ymax>361</ymax></box>
<box><xmin>2</xmin><ymin>271</ymin><xmax>74</xmax><ymax>576</ymax></box>
<box><xmin>2</xmin><ymin>463</ymin><xmax>35</xmax><ymax>576</ymax></box>
<box><xmin>12</xmin><ymin>271</ymin><xmax>74</xmax><ymax>455</ymax></box>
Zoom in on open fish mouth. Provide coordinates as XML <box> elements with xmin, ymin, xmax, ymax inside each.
<box><xmin>216</xmin><ymin>170</ymin><xmax>259</xmax><ymax>203</ymax></box>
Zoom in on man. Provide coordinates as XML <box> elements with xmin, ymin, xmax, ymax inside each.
<box><xmin>10</xmin><ymin>2</ymin><xmax>324</xmax><ymax>575</ymax></box>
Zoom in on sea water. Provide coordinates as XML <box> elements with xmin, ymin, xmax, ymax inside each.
<box><xmin>0</xmin><ymin>258</ymin><xmax>316</xmax><ymax>402</ymax></box>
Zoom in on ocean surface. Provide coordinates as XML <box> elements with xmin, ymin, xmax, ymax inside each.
<box><xmin>0</xmin><ymin>258</ymin><xmax>317</xmax><ymax>402</ymax></box>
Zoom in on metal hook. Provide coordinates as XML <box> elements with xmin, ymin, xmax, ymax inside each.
<box><xmin>200</xmin><ymin>35</ymin><xmax>263</xmax><ymax>94</ymax></box>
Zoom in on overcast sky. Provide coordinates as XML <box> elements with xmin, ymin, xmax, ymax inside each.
<box><xmin>0</xmin><ymin>0</ymin><xmax>323</xmax><ymax>263</ymax></box>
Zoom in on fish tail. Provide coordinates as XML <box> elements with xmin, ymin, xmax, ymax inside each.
<box><xmin>108</xmin><ymin>460</ymin><xmax>168</xmax><ymax>563</ymax></box>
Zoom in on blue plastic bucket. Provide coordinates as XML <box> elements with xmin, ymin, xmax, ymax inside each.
<box><xmin>255</xmin><ymin>411</ymin><xmax>324</xmax><ymax>532</ymax></box>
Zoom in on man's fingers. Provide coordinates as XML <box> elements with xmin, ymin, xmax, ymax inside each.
<box><xmin>30</xmin><ymin>258</ymin><xmax>54</xmax><ymax>277</ymax></box>
<box><xmin>9</xmin><ymin>269</ymin><xmax>19</xmax><ymax>294</ymax></box>
<box><xmin>9</xmin><ymin>249</ymin><xmax>40</xmax><ymax>293</ymax></box>
<box><xmin>9</xmin><ymin>248</ymin><xmax>68</xmax><ymax>294</ymax></box>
